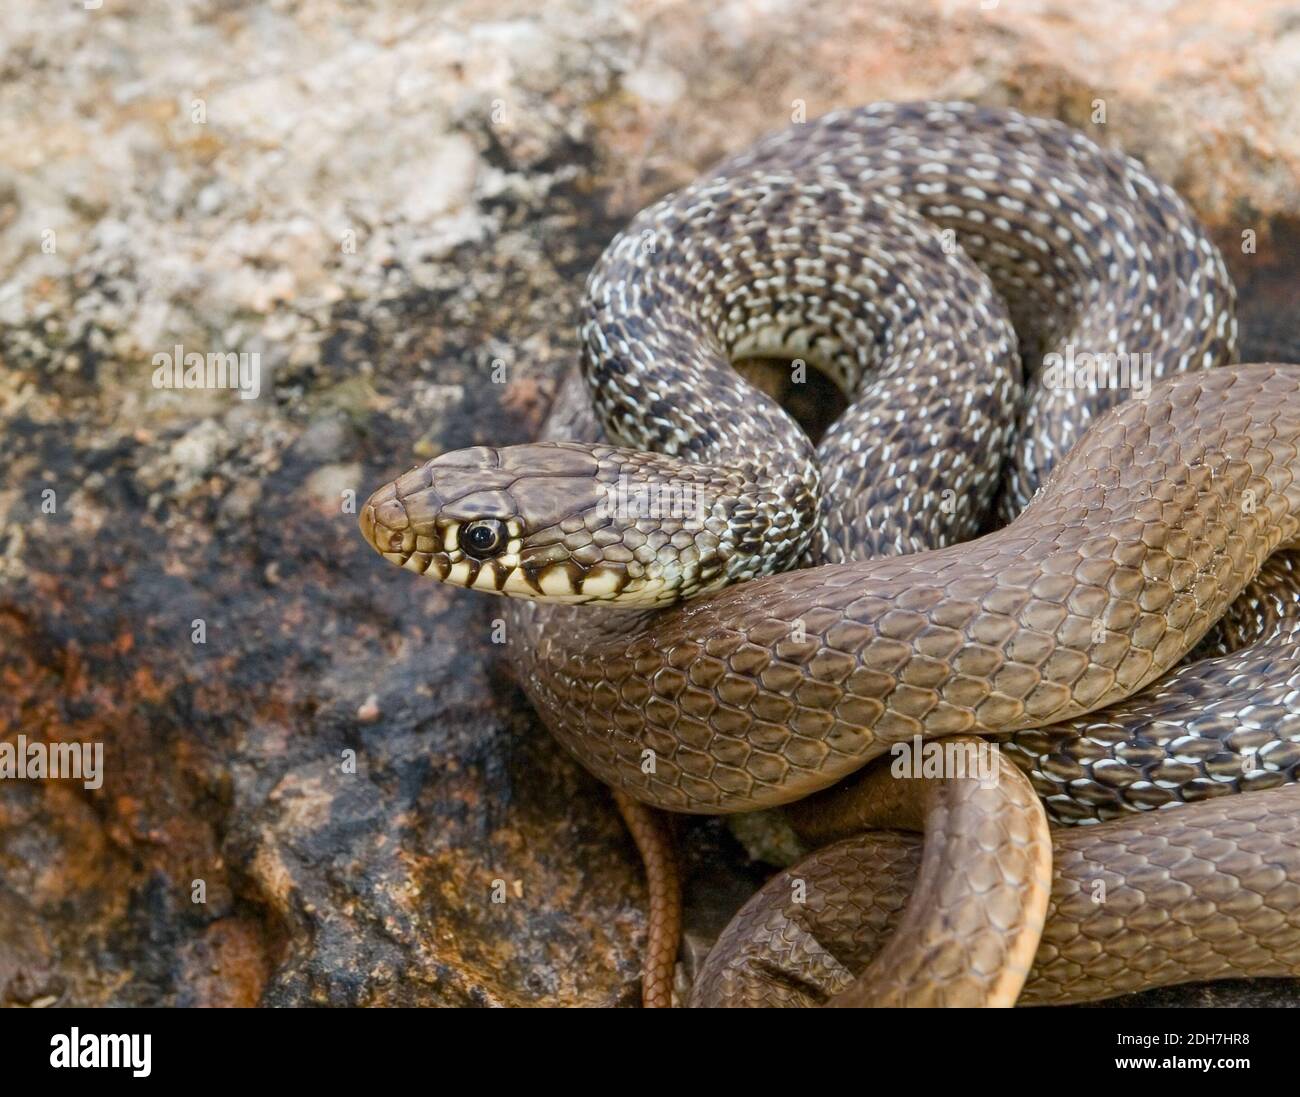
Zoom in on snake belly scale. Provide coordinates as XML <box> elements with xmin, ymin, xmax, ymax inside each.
<box><xmin>358</xmin><ymin>102</ymin><xmax>1300</xmax><ymax>1006</ymax></box>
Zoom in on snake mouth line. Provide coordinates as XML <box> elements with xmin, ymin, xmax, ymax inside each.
<box><xmin>359</xmin><ymin>487</ymin><xmax>634</xmax><ymax>600</ymax></box>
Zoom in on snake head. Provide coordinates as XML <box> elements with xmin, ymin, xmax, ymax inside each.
<box><xmin>359</xmin><ymin>441</ymin><xmax>743</xmax><ymax>605</ymax></box>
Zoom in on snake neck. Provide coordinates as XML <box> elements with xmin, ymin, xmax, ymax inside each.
<box><xmin>715</xmin><ymin>459</ymin><xmax>821</xmax><ymax>584</ymax></box>
<box><xmin>548</xmin><ymin>349</ymin><xmax>824</xmax><ymax>599</ymax></box>
<box><xmin>588</xmin><ymin>446</ymin><xmax>822</xmax><ymax>600</ymax></box>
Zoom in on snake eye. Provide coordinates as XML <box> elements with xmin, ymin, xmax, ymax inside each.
<box><xmin>461</xmin><ymin>519</ymin><xmax>507</xmax><ymax>559</ymax></box>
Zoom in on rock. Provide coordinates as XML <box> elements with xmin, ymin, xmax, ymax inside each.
<box><xmin>1</xmin><ymin>0</ymin><xmax>1297</xmax><ymax>1006</ymax></box>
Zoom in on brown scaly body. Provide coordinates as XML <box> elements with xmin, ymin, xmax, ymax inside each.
<box><xmin>693</xmin><ymin>784</ymin><xmax>1300</xmax><ymax>1007</ymax></box>
<box><xmin>611</xmin><ymin>789</ymin><xmax>681</xmax><ymax>1008</ymax></box>
<box><xmin>508</xmin><ymin>366</ymin><xmax>1300</xmax><ymax>815</ymax></box>
<box><xmin>357</xmin><ymin>105</ymin><xmax>1300</xmax><ymax>1006</ymax></box>
<box><xmin>1001</xmin><ymin>553</ymin><xmax>1300</xmax><ymax>823</ymax></box>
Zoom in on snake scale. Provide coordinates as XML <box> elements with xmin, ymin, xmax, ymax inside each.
<box><xmin>359</xmin><ymin>102</ymin><xmax>1300</xmax><ymax>1006</ymax></box>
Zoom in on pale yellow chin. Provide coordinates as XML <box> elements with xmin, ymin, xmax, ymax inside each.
<box><xmin>436</xmin><ymin>559</ymin><xmax>681</xmax><ymax>606</ymax></box>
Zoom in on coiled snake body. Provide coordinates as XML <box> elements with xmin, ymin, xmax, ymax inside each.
<box><xmin>360</xmin><ymin>103</ymin><xmax>1300</xmax><ymax>1006</ymax></box>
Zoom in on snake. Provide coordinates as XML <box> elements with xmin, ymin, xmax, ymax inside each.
<box><xmin>358</xmin><ymin>102</ymin><xmax>1300</xmax><ymax>1006</ymax></box>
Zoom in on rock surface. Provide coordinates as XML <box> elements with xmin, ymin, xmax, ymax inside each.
<box><xmin>0</xmin><ymin>0</ymin><xmax>1297</xmax><ymax>1006</ymax></box>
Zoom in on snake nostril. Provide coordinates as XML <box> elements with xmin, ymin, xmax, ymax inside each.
<box><xmin>359</xmin><ymin>489</ymin><xmax>414</xmax><ymax>556</ymax></box>
<box><xmin>374</xmin><ymin>497</ymin><xmax>410</xmax><ymax>532</ymax></box>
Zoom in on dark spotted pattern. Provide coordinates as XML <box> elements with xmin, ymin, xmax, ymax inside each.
<box><xmin>716</xmin><ymin>101</ymin><xmax>1238</xmax><ymax>515</ymax></box>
